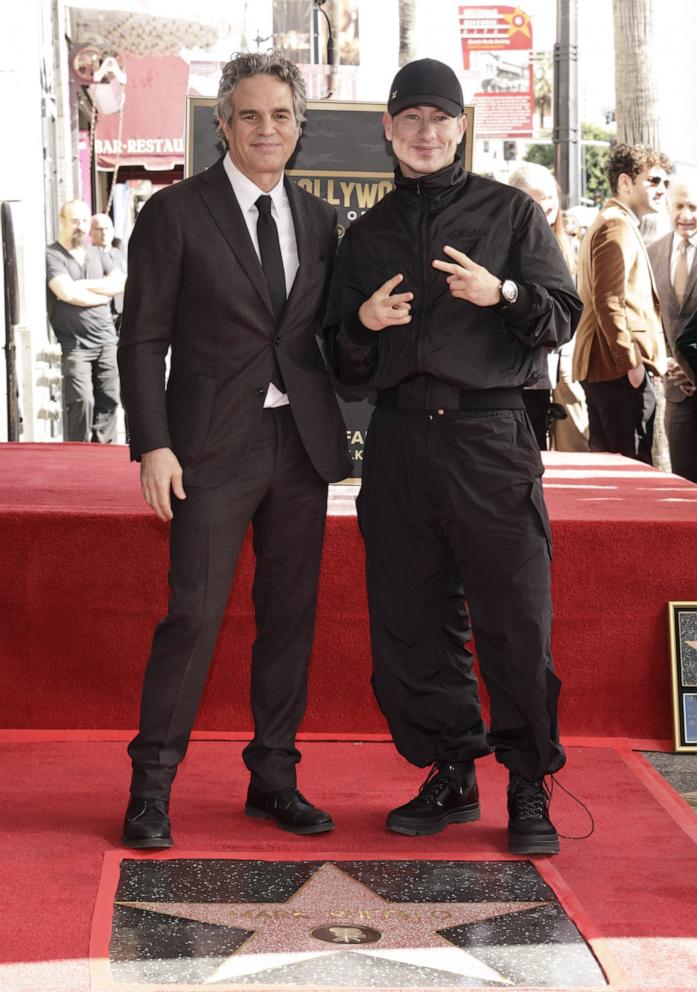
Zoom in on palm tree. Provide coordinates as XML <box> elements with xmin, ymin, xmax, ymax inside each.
<box><xmin>398</xmin><ymin>0</ymin><xmax>416</xmax><ymax>66</ymax></box>
<box><xmin>612</xmin><ymin>0</ymin><xmax>669</xmax><ymax>469</ymax></box>
<box><xmin>612</xmin><ymin>0</ymin><xmax>659</xmax><ymax>146</ymax></box>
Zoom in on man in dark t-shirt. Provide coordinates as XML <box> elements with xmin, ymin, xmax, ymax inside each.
<box><xmin>46</xmin><ymin>200</ymin><xmax>126</xmax><ymax>442</ymax></box>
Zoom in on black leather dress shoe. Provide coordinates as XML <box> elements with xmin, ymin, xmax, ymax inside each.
<box><xmin>387</xmin><ymin>761</ymin><xmax>480</xmax><ymax>836</ymax></box>
<box><xmin>121</xmin><ymin>797</ymin><xmax>172</xmax><ymax>849</ymax></box>
<box><xmin>245</xmin><ymin>785</ymin><xmax>334</xmax><ymax>835</ymax></box>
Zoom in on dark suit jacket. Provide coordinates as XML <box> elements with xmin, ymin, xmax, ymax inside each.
<box><xmin>118</xmin><ymin>157</ymin><xmax>351</xmax><ymax>487</ymax></box>
<box><xmin>676</xmin><ymin>306</ymin><xmax>697</xmax><ymax>380</ymax></box>
<box><xmin>648</xmin><ymin>232</ymin><xmax>697</xmax><ymax>403</ymax></box>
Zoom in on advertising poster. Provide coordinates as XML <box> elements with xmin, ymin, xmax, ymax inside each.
<box><xmin>458</xmin><ymin>4</ymin><xmax>534</xmax><ymax>138</ymax></box>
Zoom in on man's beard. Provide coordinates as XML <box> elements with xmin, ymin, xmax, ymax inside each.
<box><xmin>71</xmin><ymin>231</ymin><xmax>86</xmax><ymax>248</ymax></box>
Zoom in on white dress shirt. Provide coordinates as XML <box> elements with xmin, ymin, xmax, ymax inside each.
<box><xmin>670</xmin><ymin>230</ymin><xmax>697</xmax><ymax>286</ymax></box>
<box><xmin>223</xmin><ymin>153</ymin><xmax>299</xmax><ymax>408</ymax></box>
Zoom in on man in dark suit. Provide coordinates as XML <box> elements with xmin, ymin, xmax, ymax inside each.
<box><xmin>648</xmin><ymin>176</ymin><xmax>697</xmax><ymax>482</ymax></box>
<box><xmin>118</xmin><ymin>51</ymin><xmax>350</xmax><ymax>848</ymax></box>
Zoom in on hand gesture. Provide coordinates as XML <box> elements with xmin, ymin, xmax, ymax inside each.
<box><xmin>358</xmin><ymin>274</ymin><xmax>413</xmax><ymax>332</ymax></box>
<box><xmin>140</xmin><ymin>447</ymin><xmax>186</xmax><ymax>522</ymax></box>
<box><xmin>432</xmin><ymin>245</ymin><xmax>501</xmax><ymax>307</ymax></box>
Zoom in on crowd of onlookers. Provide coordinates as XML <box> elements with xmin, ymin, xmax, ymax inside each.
<box><xmin>507</xmin><ymin>147</ymin><xmax>697</xmax><ymax>484</ymax></box>
<box><xmin>46</xmin><ymin>141</ymin><xmax>697</xmax><ymax>483</ymax></box>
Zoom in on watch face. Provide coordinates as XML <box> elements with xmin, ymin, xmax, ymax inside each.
<box><xmin>502</xmin><ymin>280</ymin><xmax>518</xmax><ymax>303</ymax></box>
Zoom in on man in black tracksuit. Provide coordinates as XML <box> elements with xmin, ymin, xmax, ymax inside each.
<box><xmin>326</xmin><ymin>59</ymin><xmax>582</xmax><ymax>854</ymax></box>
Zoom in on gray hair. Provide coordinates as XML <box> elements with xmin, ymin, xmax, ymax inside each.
<box><xmin>667</xmin><ymin>173</ymin><xmax>697</xmax><ymax>202</ymax></box>
<box><xmin>216</xmin><ymin>51</ymin><xmax>307</xmax><ymax>146</ymax></box>
<box><xmin>508</xmin><ymin>162</ymin><xmax>557</xmax><ymax>196</ymax></box>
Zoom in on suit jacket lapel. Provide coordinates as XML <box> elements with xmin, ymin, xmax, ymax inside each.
<box><xmin>608</xmin><ymin>199</ymin><xmax>659</xmax><ymax>301</ymax></box>
<box><xmin>282</xmin><ymin>176</ymin><xmax>313</xmax><ymax>322</ymax></box>
<box><xmin>680</xmin><ymin>246</ymin><xmax>697</xmax><ymax>315</ymax></box>
<box><xmin>656</xmin><ymin>235</ymin><xmax>675</xmax><ymax>305</ymax></box>
<box><xmin>198</xmin><ymin>158</ymin><xmax>274</xmax><ymax>317</ymax></box>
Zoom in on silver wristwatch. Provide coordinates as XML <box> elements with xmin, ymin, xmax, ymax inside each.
<box><xmin>498</xmin><ymin>279</ymin><xmax>518</xmax><ymax>309</ymax></box>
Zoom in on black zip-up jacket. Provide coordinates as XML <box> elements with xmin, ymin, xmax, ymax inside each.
<box><xmin>325</xmin><ymin>161</ymin><xmax>583</xmax><ymax>396</ymax></box>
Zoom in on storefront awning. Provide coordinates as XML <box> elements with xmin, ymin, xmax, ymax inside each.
<box><xmin>94</xmin><ymin>54</ymin><xmax>189</xmax><ymax>171</ymax></box>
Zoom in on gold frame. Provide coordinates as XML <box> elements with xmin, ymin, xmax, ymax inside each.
<box><xmin>185</xmin><ymin>97</ymin><xmax>475</xmax><ymax>178</ymax></box>
<box><xmin>667</xmin><ymin>601</ymin><xmax>697</xmax><ymax>752</ymax></box>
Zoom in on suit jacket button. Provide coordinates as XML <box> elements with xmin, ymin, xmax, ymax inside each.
<box><xmin>255</xmin><ymin>386</ymin><xmax>265</xmax><ymax>397</ymax></box>
<box><xmin>274</xmin><ymin>336</ymin><xmax>281</xmax><ymax>346</ymax></box>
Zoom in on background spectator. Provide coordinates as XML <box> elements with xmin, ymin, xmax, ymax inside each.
<box><xmin>90</xmin><ymin>213</ymin><xmax>127</xmax><ymax>333</ymax></box>
<box><xmin>648</xmin><ymin>175</ymin><xmax>697</xmax><ymax>481</ymax></box>
<box><xmin>46</xmin><ymin>201</ymin><xmax>125</xmax><ymax>442</ymax></box>
<box><xmin>508</xmin><ymin>162</ymin><xmax>588</xmax><ymax>451</ymax></box>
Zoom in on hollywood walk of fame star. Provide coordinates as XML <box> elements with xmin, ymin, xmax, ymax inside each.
<box><xmin>117</xmin><ymin>861</ymin><xmax>550</xmax><ymax>986</ymax></box>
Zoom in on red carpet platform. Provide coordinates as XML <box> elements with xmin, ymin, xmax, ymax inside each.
<box><xmin>1</xmin><ymin>442</ymin><xmax>697</xmax><ymax>739</ymax></box>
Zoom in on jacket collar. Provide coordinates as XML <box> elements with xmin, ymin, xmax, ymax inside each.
<box><xmin>394</xmin><ymin>159</ymin><xmax>467</xmax><ymax>206</ymax></box>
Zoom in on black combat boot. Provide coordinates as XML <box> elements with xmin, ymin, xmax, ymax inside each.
<box><xmin>507</xmin><ymin>773</ymin><xmax>559</xmax><ymax>855</ymax></box>
<box><xmin>387</xmin><ymin>761</ymin><xmax>480</xmax><ymax>836</ymax></box>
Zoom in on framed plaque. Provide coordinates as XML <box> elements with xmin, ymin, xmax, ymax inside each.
<box><xmin>185</xmin><ymin>96</ymin><xmax>475</xmax><ymax>478</ymax></box>
<box><xmin>668</xmin><ymin>602</ymin><xmax>697</xmax><ymax>752</ymax></box>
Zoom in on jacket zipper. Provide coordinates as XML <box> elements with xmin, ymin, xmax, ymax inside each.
<box><xmin>416</xmin><ymin>181</ymin><xmax>430</xmax><ymax>376</ymax></box>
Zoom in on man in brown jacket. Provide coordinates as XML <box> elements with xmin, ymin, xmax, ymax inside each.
<box><xmin>573</xmin><ymin>144</ymin><xmax>670</xmax><ymax>463</ymax></box>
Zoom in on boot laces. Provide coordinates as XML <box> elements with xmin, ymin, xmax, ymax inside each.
<box><xmin>511</xmin><ymin>773</ymin><xmax>595</xmax><ymax>839</ymax></box>
<box><xmin>419</xmin><ymin>762</ymin><xmax>460</xmax><ymax>805</ymax></box>
<box><xmin>511</xmin><ymin>775</ymin><xmax>549</xmax><ymax>821</ymax></box>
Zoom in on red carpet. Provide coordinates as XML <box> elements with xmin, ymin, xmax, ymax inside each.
<box><xmin>1</xmin><ymin>740</ymin><xmax>697</xmax><ymax>991</ymax></box>
<box><xmin>2</xmin><ymin>443</ymin><xmax>697</xmax><ymax>739</ymax></box>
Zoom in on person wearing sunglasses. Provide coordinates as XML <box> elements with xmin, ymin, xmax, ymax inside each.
<box><xmin>572</xmin><ymin>144</ymin><xmax>671</xmax><ymax>463</ymax></box>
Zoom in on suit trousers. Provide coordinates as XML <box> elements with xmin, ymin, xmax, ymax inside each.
<box><xmin>128</xmin><ymin>406</ymin><xmax>328</xmax><ymax>798</ymax></box>
<box><xmin>357</xmin><ymin>404</ymin><xmax>565</xmax><ymax>784</ymax></box>
<box><xmin>665</xmin><ymin>394</ymin><xmax>697</xmax><ymax>483</ymax></box>
<box><xmin>583</xmin><ymin>373</ymin><xmax>656</xmax><ymax>464</ymax></box>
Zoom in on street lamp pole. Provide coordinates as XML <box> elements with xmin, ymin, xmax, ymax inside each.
<box><xmin>553</xmin><ymin>0</ymin><xmax>581</xmax><ymax>207</ymax></box>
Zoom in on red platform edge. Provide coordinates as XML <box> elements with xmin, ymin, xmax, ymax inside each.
<box><xmin>0</xmin><ymin>729</ymin><xmax>675</xmax><ymax>749</ymax></box>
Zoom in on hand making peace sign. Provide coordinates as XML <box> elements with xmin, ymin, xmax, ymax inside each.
<box><xmin>432</xmin><ymin>245</ymin><xmax>501</xmax><ymax>307</ymax></box>
<box><xmin>358</xmin><ymin>274</ymin><xmax>414</xmax><ymax>332</ymax></box>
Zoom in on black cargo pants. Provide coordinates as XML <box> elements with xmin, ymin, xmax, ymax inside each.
<box><xmin>357</xmin><ymin>391</ymin><xmax>566</xmax><ymax>783</ymax></box>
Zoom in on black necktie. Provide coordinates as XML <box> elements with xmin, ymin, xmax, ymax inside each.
<box><xmin>256</xmin><ymin>194</ymin><xmax>287</xmax><ymax>392</ymax></box>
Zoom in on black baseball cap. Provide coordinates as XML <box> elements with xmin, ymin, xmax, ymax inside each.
<box><xmin>387</xmin><ymin>58</ymin><xmax>464</xmax><ymax>118</ymax></box>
